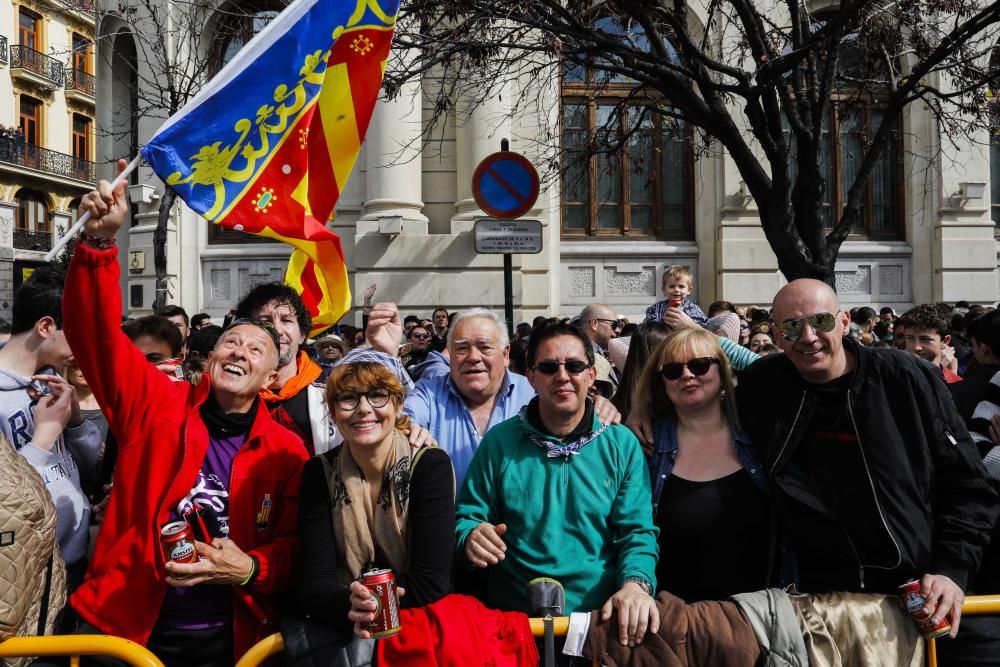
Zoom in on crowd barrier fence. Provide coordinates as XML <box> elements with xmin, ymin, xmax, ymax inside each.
<box><xmin>0</xmin><ymin>635</ymin><xmax>164</xmax><ymax>666</ymax></box>
<box><xmin>925</xmin><ymin>594</ymin><xmax>1000</xmax><ymax>667</ymax></box>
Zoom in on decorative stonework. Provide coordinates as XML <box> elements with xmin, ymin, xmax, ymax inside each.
<box><xmin>569</xmin><ymin>266</ymin><xmax>595</xmax><ymax>298</ymax></box>
<box><xmin>604</xmin><ymin>265</ymin><xmax>655</xmax><ymax>298</ymax></box>
<box><xmin>210</xmin><ymin>269</ymin><xmax>230</xmax><ymax>300</ymax></box>
<box><xmin>878</xmin><ymin>265</ymin><xmax>904</xmax><ymax>295</ymax></box>
<box><xmin>835</xmin><ymin>265</ymin><xmax>872</xmax><ymax>294</ymax></box>
<box><xmin>238</xmin><ymin>265</ymin><xmax>284</xmax><ymax>299</ymax></box>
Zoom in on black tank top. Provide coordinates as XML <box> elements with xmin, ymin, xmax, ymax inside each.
<box><xmin>655</xmin><ymin>468</ymin><xmax>769</xmax><ymax>602</ymax></box>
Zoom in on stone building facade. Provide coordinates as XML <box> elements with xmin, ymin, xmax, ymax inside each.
<box><xmin>96</xmin><ymin>1</ymin><xmax>999</xmax><ymax>325</ymax></box>
<box><xmin>0</xmin><ymin>0</ymin><xmax>95</xmax><ymax>317</ymax></box>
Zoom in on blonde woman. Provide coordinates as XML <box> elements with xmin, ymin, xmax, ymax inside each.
<box><xmin>634</xmin><ymin>328</ymin><xmax>768</xmax><ymax>602</ymax></box>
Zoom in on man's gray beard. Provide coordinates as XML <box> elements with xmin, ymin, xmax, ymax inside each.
<box><xmin>278</xmin><ymin>348</ymin><xmax>295</xmax><ymax>368</ymax></box>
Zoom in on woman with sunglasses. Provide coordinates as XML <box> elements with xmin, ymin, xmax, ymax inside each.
<box><xmin>295</xmin><ymin>356</ymin><xmax>455</xmax><ymax>643</ymax></box>
<box><xmin>632</xmin><ymin>327</ymin><xmax>768</xmax><ymax>602</ymax></box>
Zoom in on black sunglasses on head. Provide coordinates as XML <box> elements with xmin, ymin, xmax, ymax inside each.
<box><xmin>659</xmin><ymin>357</ymin><xmax>719</xmax><ymax>381</ymax></box>
<box><xmin>533</xmin><ymin>359</ymin><xmax>592</xmax><ymax>375</ymax></box>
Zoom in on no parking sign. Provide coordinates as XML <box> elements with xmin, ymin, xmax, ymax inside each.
<box><xmin>471</xmin><ymin>151</ymin><xmax>540</xmax><ymax>220</ymax></box>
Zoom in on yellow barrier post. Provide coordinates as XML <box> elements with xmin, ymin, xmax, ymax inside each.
<box><xmin>234</xmin><ymin>633</ymin><xmax>285</xmax><ymax>667</ymax></box>
<box><xmin>0</xmin><ymin>635</ymin><xmax>164</xmax><ymax>667</ymax></box>
<box><xmin>925</xmin><ymin>594</ymin><xmax>1000</xmax><ymax>667</ymax></box>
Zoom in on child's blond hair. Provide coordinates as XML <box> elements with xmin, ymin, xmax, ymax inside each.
<box><xmin>662</xmin><ymin>265</ymin><xmax>693</xmax><ymax>287</ymax></box>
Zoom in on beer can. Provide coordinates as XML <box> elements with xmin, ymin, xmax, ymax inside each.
<box><xmin>899</xmin><ymin>579</ymin><xmax>952</xmax><ymax>639</ymax></box>
<box><xmin>360</xmin><ymin>568</ymin><xmax>401</xmax><ymax>638</ymax></box>
<box><xmin>160</xmin><ymin>520</ymin><xmax>199</xmax><ymax>564</ymax></box>
<box><xmin>669</xmin><ymin>298</ymin><xmax>682</xmax><ymax>308</ymax></box>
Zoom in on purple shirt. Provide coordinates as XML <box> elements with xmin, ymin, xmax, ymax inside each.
<box><xmin>158</xmin><ymin>432</ymin><xmax>245</xmax><ymax>630</ymax></box>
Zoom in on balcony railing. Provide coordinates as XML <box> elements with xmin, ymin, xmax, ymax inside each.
<box><xmin>0</xmin><ymin>138</ymin><xmax>95</xmax><ymax>182</ymax></box>
<box><xmin>66</xmin><ymin>68</ymin><xmax>95</xmax><ymax>96</ymax></box>
<box><xmin>0</xmin><ymin>36</ymin><xmax>8</xmax><ymax>66</ymax></box>
<box><xmin>10</xmin><ymin>45</ymin><xmax>64</xmax><ymax>87</ymax></box>
<box><xmin>13</xmin><ymin>228</ymin><xmax>51</xmax><ymax>252</ymax></box>
<box><xmin>66</xmin><ymin>0</ymin><xmax>94</xmax><ymax>10</ymax></box>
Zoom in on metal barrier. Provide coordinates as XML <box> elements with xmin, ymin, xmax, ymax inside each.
<box><xmin>235</xmin><ymin>619</ymin><xmax>593</xmax><ymax>666</ymax></box>
<box><xmin>925</xmin><ymin>595</ymin><xmax>1000</xmax><ymax>667</ymax></box>
<box><xmin>234</xmin><ymin>633</ymin><xmax>284</xmax><ymax>667</ymax></box>
<box><xmin>0</xmin><ymin>635</ymin><xmax>164</xmax><ymax>667</ymax></box>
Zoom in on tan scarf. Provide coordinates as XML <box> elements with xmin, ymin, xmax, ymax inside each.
<box><xmin>321</xmin><ymin>430</ymin><xmax>413</xmax><ymax>584</ymax></box>
<box><xmin>259</xmin><ymin>350</ymin><xmax>322</xmax><ymax>403</ymax></box>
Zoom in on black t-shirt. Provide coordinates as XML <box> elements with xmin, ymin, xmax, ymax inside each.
<box><xmin>781</xmin><ymin>372</ymin><xmax>898</xmax><ymax>590</ymax></box>
<box><xmin>655</xmin><ymin>469</ymin><xmax>768</xmax><ymax>601</ymax></box>
<box><xmin>267</xmin><ymin>389</ymin><xmax>313</xmax><ymax>455</ymax></box>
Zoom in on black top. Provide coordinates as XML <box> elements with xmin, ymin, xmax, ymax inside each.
<box><xmin>267</xmin><ymin>388</ymin><xmax>313</xmax><ymax>455</ymax></box>
<box><xmin>655</xmin><ymin>468</ymin><xmax>768</xmax><ymax>602</ymax></box>
<box><xmin>296</xmin><ymin>446</ymin><xmax>455</xmax><ymax>632</ymax></box>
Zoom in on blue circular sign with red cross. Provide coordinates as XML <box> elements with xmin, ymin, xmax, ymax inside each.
<box><xmin>471</xmin><ymin>151</ymin><xmax>540</xmax><ymax>220</ymax></box>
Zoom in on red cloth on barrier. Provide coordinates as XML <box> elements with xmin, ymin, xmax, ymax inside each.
<box><xmin>379</xmin><ymin>594</ymin><xmax>539</xmax><ymax>666</ymax></box>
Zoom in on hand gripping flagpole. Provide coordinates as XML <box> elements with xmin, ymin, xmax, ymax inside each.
<box><xmin>44</xmin><ymin>154</ymin><xmax>144</xmax><ymax>261</ymax></box>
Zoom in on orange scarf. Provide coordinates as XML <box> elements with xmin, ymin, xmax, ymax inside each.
<box><xmin>259</xmin><ymin>350</ymin><xmax>322</xmax><ymax>403</ymax></box>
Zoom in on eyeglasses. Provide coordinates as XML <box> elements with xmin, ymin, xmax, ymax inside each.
<box><xmin>411</xmin><ymin>332</ymin><xmax>432</xmax><ymax>340</ymax></box>
<box><xmin>532</xmin><ymin>359</ymin><xmax>592</xmax><ymax>375</ymax></box>
<box><xmin>595</xmin><ymin>318</ymin><xmax>622</xmax><ymax>330</ymax></box>
<box><xmin>775</xmin><ymin>312</ymin><xmax>838</xmax><ymax>342</ymax></box>
<box><xmin>659</xmin><ymin>357</ymin><xmax>719</xmax><ymax>380</ymax></box>
<box><xmin>223</xmin><ymin>318</ymin><xmax>280</xmax><ymax>351</ymax></box>
<box><xmin>333</xmin><ymin>388</ymin><xmax>392</xmax><ymax>411</ymax></box>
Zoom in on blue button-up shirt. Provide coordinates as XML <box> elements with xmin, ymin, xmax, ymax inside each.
<box><xmin>404</xmin><ymin>371</ymin><xmax>536</xmax><ymax>487</ymax></box>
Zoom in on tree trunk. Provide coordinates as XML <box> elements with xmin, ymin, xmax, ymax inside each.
<box><xmin>152</xmin><ymin>187</ymin><xmax>177</xmax><ymax>312</ymax></box>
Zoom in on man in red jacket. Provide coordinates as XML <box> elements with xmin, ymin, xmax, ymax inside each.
<box><xmin>59</xmin><ymin>160</ymin><xmax>309</xmax><ymax>667</ymax></box>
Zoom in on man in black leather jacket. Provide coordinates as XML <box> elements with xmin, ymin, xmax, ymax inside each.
<box><xmin>738</xmin><ymin>279</ymin><xmax>998</xmax><ymax>638</ymax></box>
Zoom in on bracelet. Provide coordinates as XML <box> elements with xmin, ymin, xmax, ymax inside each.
<box><xmin>79</xmin><ymin>231</ymin><xmax>116</xmax><ymax>250</ymax></box>
<box><xmin>240</xmin><ymin>556</ymin><xmax>258</xmax><ymax>586</ymax></box>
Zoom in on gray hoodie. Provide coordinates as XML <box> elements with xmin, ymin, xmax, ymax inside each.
<box><xmin>0</xmin><ymin>367</ymin><xmax>102</xmax><ymax>565</ymax></box>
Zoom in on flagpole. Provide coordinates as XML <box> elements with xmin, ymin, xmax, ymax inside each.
<box><xmin>44</xmin><ymin>154</ymin><xmax>143</xmax><ymax>261</ymax></box>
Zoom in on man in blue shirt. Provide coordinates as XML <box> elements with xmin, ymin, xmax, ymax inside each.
<box><xmin>404</xmin><ymin>309</ymin><xmax>535</xmax><ymax>486</ymax></box>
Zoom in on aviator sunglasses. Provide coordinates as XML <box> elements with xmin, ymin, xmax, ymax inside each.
<box><xmin>532</xmin><ymin>359</ymin><xmax>592</xmax><ymax>375</ymax></box>
<box><xmin>659</xmin><ymin>357</ymin><xmax>719</xmax><ymax>380</ymax></box>
<box><xmin>775</xmin><ymin>312</ymin><xmax>838</xmax><ymax>342</ymax></box>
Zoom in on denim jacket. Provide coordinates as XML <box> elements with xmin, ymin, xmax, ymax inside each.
<box><xmin>648</xmin><ymin>414</ymin><xmax>767</xmax><ymax>512</ymax></box>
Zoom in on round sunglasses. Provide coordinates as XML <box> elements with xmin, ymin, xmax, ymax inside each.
<box><xmin>659</xmin><ymin>357</ymin><xmax>719</xmax><ymax>380</ymax></box>
<box><xmin>532</xmin><ymin>359</ymin><xmax>592</xmax><ymax>375</ymax></box>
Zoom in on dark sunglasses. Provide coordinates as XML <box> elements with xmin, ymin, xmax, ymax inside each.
<box><xmin>595</xmin><ymin>318</ymin><xmax>622</xmax><ymax>330</ymax></box>
<box><xmin>659</xmin><ymin>357</ymin><xmax>719</xmax><ymax>380</ymax></box>
<box><xmin>411</xmin><ymin>332</ymin><xmax>432</xmax><ymax>340</ymax></box>
<box><xmin>776</xmin><ymin>312</ymin><xmax>838</xmax><ymax>342</ymax></box>
<box><xmin>533</xmin><ymin>359</ymin><xmax>592</xmax><ymax>375</ymax></box>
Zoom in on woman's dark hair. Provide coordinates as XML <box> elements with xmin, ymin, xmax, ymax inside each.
<box><xmin>873</xmin><ymin>320</ymin><xmax>893</xmax><ymax>341</ymax></box>
<box><xmin>707</xmin><ymin>300</ymin><xmax>736</xmax><ymax>317</ymax></box>
<box><xmin>612</xmin><ymin>322</ymin><xmax>671</xmax><ymax>420</ymax></box>
<box><xmin>852</xmin><ymin>307</ymin><xmax>877</xmax><ymax>325</ymax></box>
<box><xmin>968</xmin><ymin>310</ymin><xmax>1000</xmax><ymax>359</ymax></box>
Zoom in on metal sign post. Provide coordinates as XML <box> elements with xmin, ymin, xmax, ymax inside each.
<box><xmin>471</xmin><ymin>140</ymin><xmax>541</xmax><ymax>338</ymax></box>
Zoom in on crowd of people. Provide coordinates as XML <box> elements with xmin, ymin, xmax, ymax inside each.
<box><xmin>5</xmin><ymin>167</ymin><xmax>1000</xmax><ymax>667</ymax></box>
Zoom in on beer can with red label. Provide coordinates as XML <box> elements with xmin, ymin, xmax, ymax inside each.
<box><xmin>360</xmin><ymin>568</ymin><xmax>401</xmax><ymax>638</ymax></box>
<box><xmin>160</xmin><ymin>520</ymin><xmax>199</xmax><ymax>564</ymax></box>
<box><xmin>899</xmin><ymin>579</ymin><xmax>951</xmax><ymax>639</ymax></box>
<box><xmin>669</xmin><ymin>298</ymin><xmax>682</xmax><ymax>308</ymax></box>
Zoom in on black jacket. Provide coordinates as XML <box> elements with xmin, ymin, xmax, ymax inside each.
<box><xmin>737</xmin><ymin>337</ymin><xmax>998</xmax><ymax>593</ymax></box>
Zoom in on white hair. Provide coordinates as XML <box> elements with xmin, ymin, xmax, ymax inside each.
<box><xmin>448</xmin><ymin>308</ymin><xmax>510</xmax><ymax>349</ymax></box>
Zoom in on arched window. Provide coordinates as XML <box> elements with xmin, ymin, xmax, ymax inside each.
<box><xmin>560</xmin><ymin>18</ymin><xmax>691</xmax><ymax>239</ymax></box>
<box><xmin>16</xmin><ymin>189</ymin><xmax>48</xmax><ymax>233</ymax></box>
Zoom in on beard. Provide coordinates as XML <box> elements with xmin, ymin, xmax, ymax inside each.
<box><xmin>278</xmin><ymin>345</ymin><xmax>296</xmax><ymax>369</ymax></box>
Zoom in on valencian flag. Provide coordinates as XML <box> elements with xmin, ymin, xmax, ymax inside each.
<box><xmin>140</xmin><ymin>0</ymin><xmax>401</xmax><ymax>334</ymax></box>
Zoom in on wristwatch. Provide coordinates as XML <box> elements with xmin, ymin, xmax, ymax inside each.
<box><xmin>623</xmin><ymin>576</ymin><xmax>653</xmax><ymax>596</ymax></box>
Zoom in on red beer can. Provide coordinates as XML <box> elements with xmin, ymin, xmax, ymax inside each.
<box><xmin>360</xmin><ymin>568</ymin><xmax>401</xmax><ymax>638</ymax></box>
<box><xmin>160</xmin><ymin>520</ymin><xmax>199</xmax><ymax>564</ymax></box>
<box><xmin>899</xmin><ymin>579</ymin><xmax>951</xmax><ymax>639</ymax></box>
<box><xmin>669</xmin><ymin>298</ymin><xmax>683</xmax><ymax>308</ymax></box>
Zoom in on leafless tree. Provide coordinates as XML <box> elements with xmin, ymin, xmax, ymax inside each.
<box><xmin>388</xmin><ymin>0</ymin><xmax>1000</xmax><ymax>285</ymax></box>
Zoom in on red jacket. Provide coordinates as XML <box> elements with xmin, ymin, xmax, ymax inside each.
<box><xmin>380</xmin><ymin>595</ymin><xmax>538</xmax><ymax>666</ymax></box>
<box><xmin>64</xmin><ymin>243</ymin><xmax>308</xmax><ymax>660</ymax></box>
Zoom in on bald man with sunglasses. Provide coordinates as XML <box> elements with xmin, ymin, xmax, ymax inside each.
<box><xmin>737</xmin><ymin>279</ymin><xmax>998</xmax><ymax>640</ymax></box>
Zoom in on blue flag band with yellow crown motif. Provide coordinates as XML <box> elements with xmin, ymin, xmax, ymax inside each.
<box><xmin>140</xmin><ymin>0</ymin><xmax>401</xmax><ymax>334</ymax></box>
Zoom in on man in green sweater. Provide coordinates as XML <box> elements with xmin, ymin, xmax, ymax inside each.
<box><xmin>455</xmin><ymin>321</ymin><xmax>660</xmax><ymax>648</ymax></box>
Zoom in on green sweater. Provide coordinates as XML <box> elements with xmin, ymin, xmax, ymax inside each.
<box><xmin>454</xmin><ymin>411</ymin><xmax>659</xmax><ymax>613</ymax></box>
